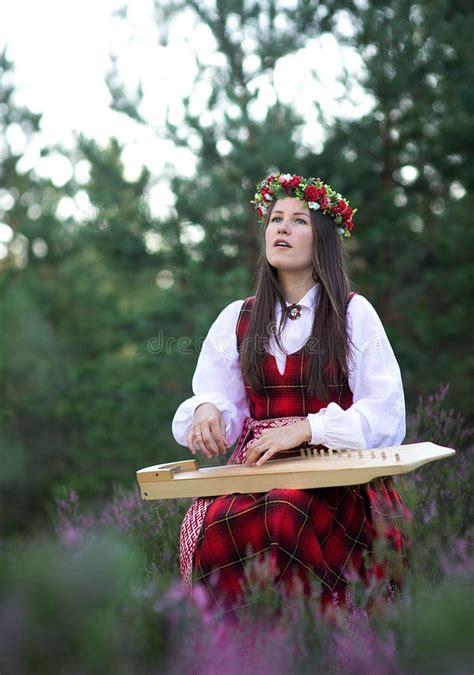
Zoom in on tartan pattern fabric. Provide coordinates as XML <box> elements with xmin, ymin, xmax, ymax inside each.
<box><xmin>193</xmin><ymin>485</ymin><xmax>370</xmax><ymax>611</ymax></box>
<box><xmin>235</xmin><ymin>293</ymin><xmax>356</xmax><ymax>420</ymax></box>
<box><xmin>179</xmin><ymin>292</ymin><xmax>413</xmax><ymax>608</ymax></box>
<box><xmin>179</xmin><ymin>415</ymin><xmax>322</xmax><ymax>589</ymax></box>
<box><xmin>192</xmin><ymin>432</ymin><xmax>412</xmax><ymax>613</ymax></box>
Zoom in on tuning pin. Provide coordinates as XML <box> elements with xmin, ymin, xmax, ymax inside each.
<box><xmin>381</xmin><ymin>451</ymin><xmax>387</xmax><ymax>460</ymax></box>
<box><xmin>370</xmin><ymin>451</ymin><xmax>376</xmax><ymax>459</ymax></box>
<box><xmin>395</xmin><ymin>453</ymin><xmax>401</xmax><ymax>463</ymax></box>
<box><xmin>358</xmin><ymin>450</ymin><xmax>363</xmax><ymax>458</ymax></box>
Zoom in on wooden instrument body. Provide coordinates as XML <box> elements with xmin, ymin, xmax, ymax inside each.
<box><xmin>136</xmin><ymin>441</ymin><xmax>455</xmax><ymax>500</ymax></box>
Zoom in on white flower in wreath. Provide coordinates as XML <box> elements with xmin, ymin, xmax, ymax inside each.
<box><xmin>279</xmin><ymin>173</ymin><xmax>292</xmax><ymax>182</ymax></box>
<box><xmin>307</xmin><ymin>201</ymin><xmax>320</xmax><ymax>211</ymax></box>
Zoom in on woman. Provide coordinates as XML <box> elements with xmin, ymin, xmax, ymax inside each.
<box><xmin>172</xmin><ymin>172</ymin><xmax>412</xmax><ymax>614</ymax></box>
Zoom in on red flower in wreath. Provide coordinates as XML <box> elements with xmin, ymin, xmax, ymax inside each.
<box><xmin>261</xmin><ymin>186</ymin><xmax>273</xmax><ymax>202</ymax></box>
<box><xmin>252</xmin><ymin>172</ymin><xmax>357</xmax><ymax>237</ymax></box>
<box><xmin>342</xmin><ymin>207</ymin><xmax>353</xmax><ymax>223</ymax></box>
<box><xmin>332</xmin><ymin>199</ymin><xmax>349</xmax><ymax>215</ymax></box>
<box><xmin>304</xmin><ymin>185</ymin><xmax>320</xmax><ymax>202</ymax></box>
<box><xmin>288</xmin><ymin>175</ymin><xmax>303</xmax><ymax>188</ymax></box>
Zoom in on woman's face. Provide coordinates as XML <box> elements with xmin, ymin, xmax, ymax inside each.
<box><xmin>265</xmin><ymin>197</ymin><xmax>313</xmax><ymax>273</ymax></box>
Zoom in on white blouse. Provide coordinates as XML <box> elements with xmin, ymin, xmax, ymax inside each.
<box><xmin>171</xmin><ymin>283</ymin><xmax>406</xmax><ymax>450</ymax></box>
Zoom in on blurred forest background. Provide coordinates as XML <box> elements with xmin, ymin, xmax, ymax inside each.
<box><xmin>1</xmin><ymin>0</ymin><xmax>473</xmax><ymax>538</ymax></box>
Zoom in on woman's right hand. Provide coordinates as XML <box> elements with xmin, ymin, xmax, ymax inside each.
<box><xmin>187</xmin><ymin>402</ymin><xmax>230</xmax><ymax>458</ymax></box>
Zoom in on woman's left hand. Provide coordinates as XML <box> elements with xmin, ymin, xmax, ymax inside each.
<box><xmin>245</xmin><ymin>420</ymin><xmax>312</xmax><ymax>466</ymax></box>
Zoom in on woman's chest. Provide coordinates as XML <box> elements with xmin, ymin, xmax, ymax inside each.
<box><xmin>267</xmin><ymin>317</ymin><xmax>313</xmax><ymax>376</ymax></box>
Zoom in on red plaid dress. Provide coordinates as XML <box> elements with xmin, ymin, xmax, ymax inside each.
<box><xmin>180</xmin><ymin>294</ymin><xmax>412</xmax><ymax>612</ymax></box>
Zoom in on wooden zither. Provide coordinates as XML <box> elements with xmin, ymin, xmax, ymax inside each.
<box><xmin>136</xmin><ymin>441</ymin><xmax>455</xmax><ymax>500</ymax></box>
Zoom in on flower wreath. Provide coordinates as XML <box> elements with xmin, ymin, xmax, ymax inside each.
<box><xmin>251</xmin><ymin>172</ymin><xmax>357</xmax><ymax>238</ymax></box>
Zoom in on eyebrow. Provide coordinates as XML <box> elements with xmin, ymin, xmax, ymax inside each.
<box><xmin>272</xmin><ymin>211</ymin><xmax>310</xmax><ymax>217</ymax></box>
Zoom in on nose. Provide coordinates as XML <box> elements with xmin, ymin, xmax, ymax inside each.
<box><xmin>277</xmin><ymin>219</ymin><xmax>290</xmax><ymax>233</ymax></box>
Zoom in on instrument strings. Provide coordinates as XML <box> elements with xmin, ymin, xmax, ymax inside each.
<box><xmin>294</xmin><ymin>447</ymin><xmax>402</xmax><ymax>463</ymax></box>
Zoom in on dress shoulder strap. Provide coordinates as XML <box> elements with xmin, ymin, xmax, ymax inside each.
<box><xmin>235</xmin><ymin>296</ymin><xmax>255</xmax><ymax>353</ymax></box>
<box><xmin>346</xmin><ymin>290</ymin><xmax>358</xmax><ymax>309</ymax></box>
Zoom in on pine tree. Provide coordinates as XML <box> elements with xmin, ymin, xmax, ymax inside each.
<box><xmin>289</xmin><ymin>0</ymin><xmax>474</xmax><ymax>414</ymax></box>
<box><xmin>110</xmin><ymin>0</ymin><xmax>473</xmax><ymax>413</ymax></box>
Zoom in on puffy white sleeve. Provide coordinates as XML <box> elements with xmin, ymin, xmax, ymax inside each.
<box><xmin>171</xmin><ymin>299</ymin><xmax>250</xmax><ymax>448</ymax></box>
<box><xmin>307</xmin><ymin>294</ymin><xmax>406</xmax><ymax>449</ymax></box>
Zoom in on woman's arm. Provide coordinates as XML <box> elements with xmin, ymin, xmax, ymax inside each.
<box><xmin>171</xmin><ymin>300</ymin><xmax>250</xmax><ymax>448</ymax></box>
<box><xmin>307</xmin><ymin>294</ymin><xmax>406</xmax><ymax>449</ymax></box>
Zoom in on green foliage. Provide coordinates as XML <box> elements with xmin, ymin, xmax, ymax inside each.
<box><xmin>0</xmin><ymin>389</ymin><xmax>471</xmax><ymax>673</ymax></box>
<box><xmin>397</xmin><ymin>578</ymin><xmax>474</xmax><ymax>674</ymax></box>
<box><xmin>1</xmin><ymin>0</ymin><xmax>473</xmax><ymax>539</ymax></box>
<box><xmin>52</xmin><ymin>485</ymin><xmax>189</xmax><ymax>580</ymax></box>
<box><xmin>2</xmin><ymin>7</ymin><xmax>473</xmax><ymax>668</ymax></box>
<box><xmin>0</xmin><ymin>515</ymin><xmax>472</xmax><ymax>673</ymax></box>
<box><xmin>400</xmin><ymin>385</ymin><xmax>474</xmax><ymax>581</ymax></box>
<box><xmin>306</xmin><ymin>0</ymin><xmax>474</xmax><ymax>415</ymax></box>
<box><xmin>0</xmin><ymin>533</ymin><xmax>169</xmax><ymax>674</ymax></box>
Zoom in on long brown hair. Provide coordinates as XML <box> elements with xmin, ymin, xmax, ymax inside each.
<box><xmin>240</xmin><ymin>198</ymin><xmax>356</xmax><ymax>399</ymax></box>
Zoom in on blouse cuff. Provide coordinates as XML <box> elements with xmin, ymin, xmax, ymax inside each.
<box><xmin>171</xmin><ymin>392</ymin><xmax>247</xmax><ymax>448</ymax></box>
<box><xmin>307</xmin><ymin>413</ymin><xmax>325</xmax><ymax>446</ymax></box>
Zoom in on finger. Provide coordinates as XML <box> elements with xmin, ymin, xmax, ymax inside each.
<box><xmin>210</xmin><ymin>418</ymin><xmax>226</xmax><ymax>454</ymax></box>
<box><xmin>197</xmin><ymin>439</ymin><xmax>212</xmax><ymax>459</ymax></box>
<box><xmin>201</xmin><ymin>428</ymin><xmax>220</xmax><ymax>457</ymax></box>
<box><xmin>192</xmin><ymin>425</ymin><xmax>212</xmax><ymax>459</ymax></box>
<box><xmin>246</xmin><ymin>438</ymin><xmax>262</xmax><ymax>454</ymax></box>
<box><xmin>188</xmin><ymin>429</ymin><xmax>196</xmax><ymax>455</ymax></box>
<box><xmin>219</xmin><ymin>417</ymin><xmax>230</xmax><ymax>452</ymax></box>
<box><xmin>256</xmin><ymin>448</ymin><xmax>276</xmax><ymax>466</ymax></box>
<box><xmin>187</xmin><ymin>429</ymin><xmax>197</xmax><ymax>455</ymax></box>
<box><xmin>245</xmin><ymin>441</ymin><xmax>265</xmax><ymax>465</ymax></box>
<box><xmin>244</xmin><ymin>439</ymin><xmax>256</xmax><ymax>464</ymax></box>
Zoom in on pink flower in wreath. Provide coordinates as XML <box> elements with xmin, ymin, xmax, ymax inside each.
<box><xmin>319</xmin><ymin>196</ymin><xmax>330</xmax><ymax>209</ymax></box>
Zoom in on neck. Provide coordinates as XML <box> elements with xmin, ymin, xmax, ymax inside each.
<box><xmin>278</xmin><ymin>272</ymin><xmax>318</xmax><ymax>304</ymax></box>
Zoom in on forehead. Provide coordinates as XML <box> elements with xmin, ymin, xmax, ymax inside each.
<box><xmin>272</xmin><ymin>197</ymin><xmax>310</xmax><ymax>214</ymax></box>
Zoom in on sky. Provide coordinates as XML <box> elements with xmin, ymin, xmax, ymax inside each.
<box><xmin>1</xmin><ymin>0</ymin><xmax>373</xmax><ymax>220</ymax></box>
